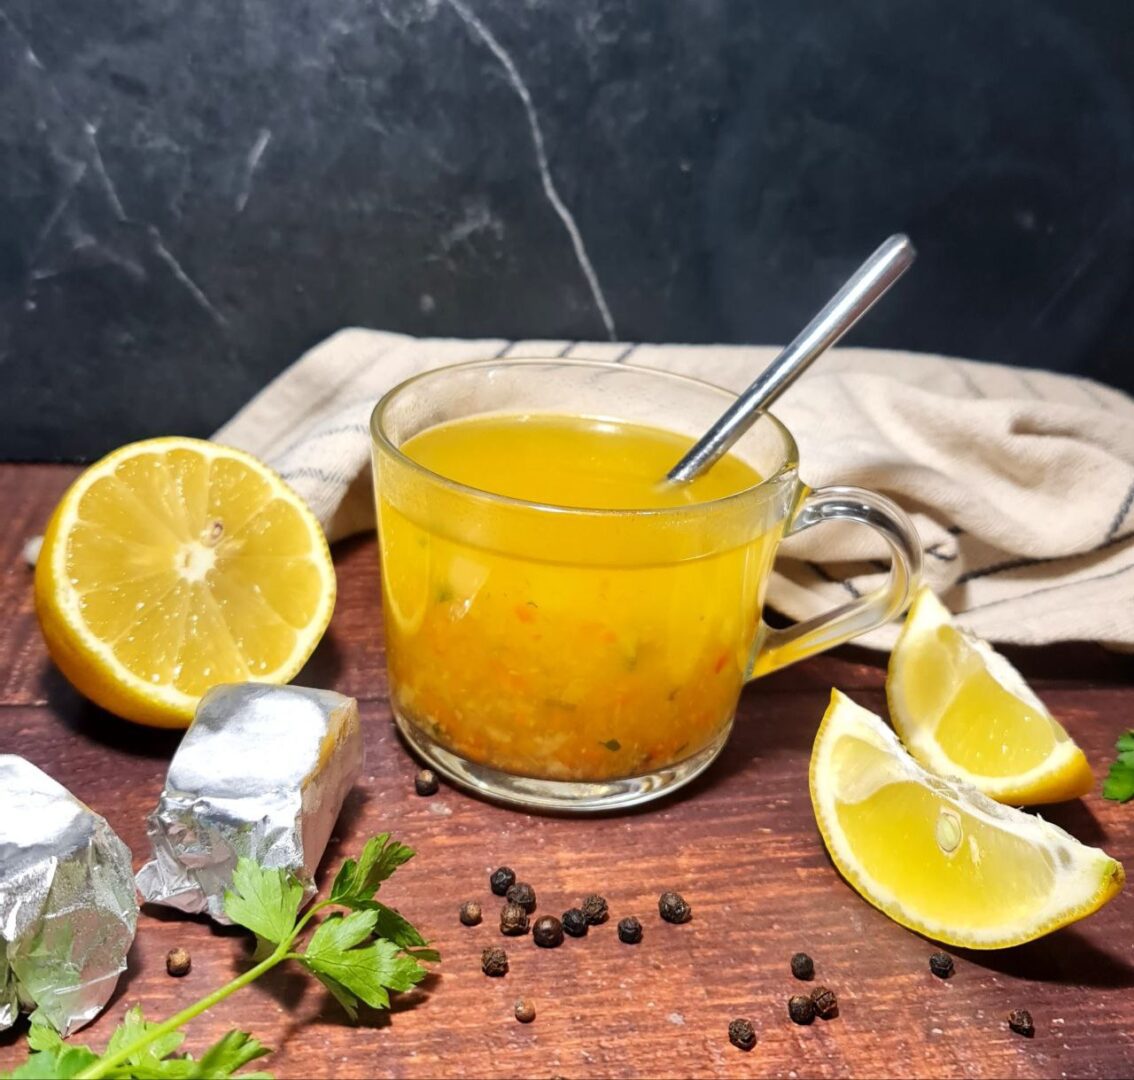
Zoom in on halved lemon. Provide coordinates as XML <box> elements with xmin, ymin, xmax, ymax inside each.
<box><xmin>35</xmin><ymin>437</ymin><xmax>336</xmax><ymax>728</ymax></box>
<box><xmin>811</xmin><ymin>690</ymin><xmax>1123</xmax><ymax>948</ymax></box>
<box><xmin>887</xmin><ymin>587</ymin><xmax>1093</xmax><ymax>805</ymax></box>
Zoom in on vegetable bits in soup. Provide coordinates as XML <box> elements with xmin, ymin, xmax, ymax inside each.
<box><xmin>377</xmin><ymin>414</ymin><xmax>779</xmax><ymax>782</ymax></box>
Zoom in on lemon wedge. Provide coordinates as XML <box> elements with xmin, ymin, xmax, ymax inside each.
<box><xmin>887</xmin><ymin>587</ymin><xmax>1094</xmax><ymax>805</ymax></box>
<box><xmin>35</xmin><ymin>437</ymin><xmax>336</xmax><ymax>728</ymax></box>
<box><xmin>810</xmin><ymin>690</ymin><xmax>1123</xmax><ymax>948</ymax></box>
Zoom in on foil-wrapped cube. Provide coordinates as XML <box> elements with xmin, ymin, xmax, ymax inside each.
<box><xmin>136</xmin><ymin>684</ymin><xmax>363</xmax><ymax>923</ymax></box>
<box><xmin>0</xmin><ymin>756</ymin><xmax>138</xmax><ymax>1035</ymax></box>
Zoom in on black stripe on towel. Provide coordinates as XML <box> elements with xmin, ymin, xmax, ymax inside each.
<box><xmin>1106</xmin><ymin>479</ymin><xmax>1134</xmax><ymax>541</ymax></box>
<box><xmin>924</xmin><ymin>543</ymin><xmax>958</xmax><ymax>563</ymax></box>
<box><xmin>954</xmin><ymin>366</ymin><xmax>986</xmax><ymax>399</ymax></box>
<box><xmin>808</xmin><ymin>561</ymin><xmax>861</xmax><ymax>599</ymax></box>
<box><xmin>277</xmin><ymin>421</ymin><xmax>369</xmax><ymax>462</ymax></box>
<box><xmin>959</xmin><ymin>561</ymin><xmax>1134</xmax><ymax>618</ymax></box>
<box><xmin>281</xmin><ymin>465</ymin><xmax>343</xmax><ymax>485</ymax></box>
<box><xmin>956</xmin><ymin>529</ymin><xmax>1133</xmax><ymax>586</ymax></box>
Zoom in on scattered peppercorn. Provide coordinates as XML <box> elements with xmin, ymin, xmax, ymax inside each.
<box><xmin>929</xmin><ymin>951</ymin><xmax>954</xmax><ymax>979</ymax></box>
<box><xmin>1008</xmin><ymin>1009</ymin><xmax>1035</xmax><ymax>1038</ymax></box>
<box><xmin>500</xmin><ymin>901</ymin><xmax>530</xmax><ymax>936</ymax></box>
<box><xmin>514</xmin><ymin>998</ymin><xmax>536</xmax><ymax>1024</ymax></box>
<box><xmin>533</xmin><ymin>915</ymin><xmax>564</xmax><ymax>948</ymax></box>
<box><xmin>506</xmin><ymin>882</ymin><xmax>537</xmax><ymax>913</ymax></box>
<box><xmin>658</xmin><ymin>890</ymin><xmax>692</xmax><ymax>924</ymax></box>
<box><xmin>580</xmin><ymin>894</ymin><xmax>609</xmax><ymax>924</ymax></box>
<box><xmin>481</xmin><ymin>946</ymin><xmax>508</xmax><ymax>977</ymax></box>
<box><xmin>562</xmin><ymin>908</ymin><xmax>588</xmax><ymax>938</ymax></box>
<box><xmin>414</xmin><ymin>769</ymin><xmax>439</xmax><ymax>796</ymax></box>
<box><xmin>728</xmin><ymin>1018</ymin><xmax>757</xmax><ymax>1051</ymax></box>
<box><xmin>811</xmin><ymin>986</ymin><xmax>839</xmax><ymax>1020</ymax></box>
<box><xmin>459</xmin><ymin>900</ymin><xmax>482</xmax><ymax>927</ymax></box>
<box><xmin>617</xmin><ymin>916</ymin><xmax>643</xmax><ymax>944</ymax></box>
<box><xmin>788</xmin><ymin>994</ymin><xmax>816</xmax><ymax>1025</ymax></box>
<box><xmin>165</xmin><ymin>947</ymin><xmax>191</xmax><ymax>978</ymax></box>
<box><xmin>490</xmin><ymin>866</ymin><xmax>516</xmax><ymax>896</ymax></box>
<box><xmin>790</xmin><ymin>952</ymin><xmax>815</xmax><ymax>981</ymax></box>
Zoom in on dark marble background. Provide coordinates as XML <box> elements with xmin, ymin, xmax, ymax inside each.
<box><xmin>1</xmin><ymin>0</ymin><xmax>1131</xmax><ymax>460</ymax></box>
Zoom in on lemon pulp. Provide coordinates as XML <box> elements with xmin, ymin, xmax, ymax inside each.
<box><xmin>36</xmin><ymin>438</ymin><xmax>335</xmax><ymax>727</ymax></box>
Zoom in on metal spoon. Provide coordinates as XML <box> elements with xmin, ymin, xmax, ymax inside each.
<box><xmin>665</xmin><ymin>233</ymin><xmax>916</xmax><ymax>484</ymax></box>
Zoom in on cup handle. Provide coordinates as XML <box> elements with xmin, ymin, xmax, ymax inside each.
<box><xmin>750</xmin><ymin>485</ymin><xmax>922</xmax><ymax>678</ymax></box>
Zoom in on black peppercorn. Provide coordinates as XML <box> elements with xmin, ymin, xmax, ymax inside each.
<box><xmin>580</xmin><ymin>894</ymin><xmax>608</xmax><ymax>925</ymax></box>
<box><xmin>165</xmin><ymin>947</ymin><xmax>191</xmax><ymax>978</ymax></box>
<box><xmin>929</xmin><ymin>951</ymin><xmax>954</xmax><ymax>979</ymax></box>
<box><xmin>459</xmin><ymin>900</ymin><xmax>482</xmax><ymax>926</ymax></box>
<box><xmin>811</xmin><ymin>986</ymin><xmax>838</xmax><ymax>1020</ymax></box>
<box><xmin>506</xmin><ymin>882</ymin><xmax>537</xmax><ymax>913</ymax></box>
<box><xmin>500</xmin><ymin>901</ymin><xmax>530</xmax><ymax>936</ymax></box>
<box><xmin>1008</xmin><ymin>1009</ymin><xmax>1034</xmax><ymax>1038</ymax></box>
<box><xmin>514</xmin><ymin>998</ymin><xmax>536</xmax><ymax>1023</ymax></box>
<box><xmin>617</xmin><ymin>916</ymin><xmax>643</xmax><ymax>944</ymax></box>
<box><xmin>532</xmin><ymin>915</ymin><xmax>564</xmax><ymax>948</ymax></box>
<box><xmin>790</xmin><ymin>952</ymin><xmax>815</xmax><ymax>981</ymax></box>
<box><xmin>490</xmin><ymin>866</ymin><xmax>516</xmax><ymax>896</ymax></box>
<box><xmin>788</xmin><ymin>994</ymin><xmax>815</xmax><ymax>1025</ymax></box>
<box><xmin>414</xmin><ymin>769</ymin><xmax>439</xmax><ymax>796</ymax></box>
<box><xmin>481</xmin><ymin>946</ymin><xmax>508</xmax><ymax>977</ymax></box>
<box><xmin>658</xmin><ymin>890</ymin><xmax>692</xmax><ymax>924</ymax></box>
<box><xmin>728</xmin><ymin>1018</ymin><xmax>756</xmax><ymax>1051</ymax></box>
<box><xmin>562</xmin><ymin>908</ymin><xmax>588</xmax><ymax>938</ymax></box>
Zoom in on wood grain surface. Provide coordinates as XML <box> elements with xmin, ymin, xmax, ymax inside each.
<box><xmin>1</xmin><ymin>463</ymin><xmax>1132</xmax><ymax>1079</ymax></box>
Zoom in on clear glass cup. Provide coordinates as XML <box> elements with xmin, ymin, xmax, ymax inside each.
<box><xmin>371</xmin><ymin>360</ymin><xmax>921</xmax><ymax>811</ymax></box>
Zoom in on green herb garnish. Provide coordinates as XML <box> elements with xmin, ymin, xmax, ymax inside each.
<box><xmin>4</xmin><ymin>833</ymin><xmax>435</xmax><ymax>1079</ymax></box>
<box><xmin>1102</xmin><ymin>731</ymin><xmax>1134</xmax><ymax>802</ymax></box>
<box><xmin>13</xmin><ymin>1014</ymin><xmax>270</xmax><ymax>1080</ymax></box>
<box><xmin>600</xmin><ymin>739</ymin><xmax>621</xmax><ymax>752</ymax></box>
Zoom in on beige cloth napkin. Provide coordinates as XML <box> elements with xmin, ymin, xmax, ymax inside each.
<box><xmin>215</xmin><ymin>329</ymin><xmax>1134</xmax><ymax>651</ymax></box>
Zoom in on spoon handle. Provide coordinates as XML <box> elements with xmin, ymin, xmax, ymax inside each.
<box><xmin>666</xmin><ymin>233</ymin><xmax>916</xmax><ymax>484</ymax></box>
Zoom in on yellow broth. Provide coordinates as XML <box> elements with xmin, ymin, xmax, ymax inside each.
<box><xmin>377</xmin><ymin>414</ymin><xmax>780</xmax><ymax>781</ymax></box>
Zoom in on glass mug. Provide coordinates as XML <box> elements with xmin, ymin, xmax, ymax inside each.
<box><xmin>371</xmin><ymin>360</ymin><xmax>920</xmax><ymax>811</ymax></box>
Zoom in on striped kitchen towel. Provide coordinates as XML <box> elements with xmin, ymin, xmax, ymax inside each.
<box><xmin>214</xmin><ymin>329</ymin><xmax>1134</xmax><ymax>651</ymax></box>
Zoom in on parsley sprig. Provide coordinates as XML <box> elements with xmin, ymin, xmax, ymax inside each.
<box><xmin>5</xmin><ymin>833</ymin><xmax>436</xmax><ymax>1079</ymax></box>
<box><xmin>1102</xmin><ymin>731</ymin><xmax>1134</xmax><ymax>802</ymax></box>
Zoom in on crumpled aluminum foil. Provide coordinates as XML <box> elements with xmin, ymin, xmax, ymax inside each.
<box><xmin>0</xmin><ymin>755</ymin><xmax>138</xmax><ymax>1036</ymax></box>
<box><xmin>136</xmin><ymin>683</ymin><xmax>363</xmax><ymax>923</ymax></box>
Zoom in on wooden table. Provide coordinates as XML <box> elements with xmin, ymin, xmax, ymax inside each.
<box><xmin>1</xmin><ymin>463</ymin><xmax>1132</xmax><ymax>1079</ymax></box>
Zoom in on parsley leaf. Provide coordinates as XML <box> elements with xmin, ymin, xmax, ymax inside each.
<box><xmin>105</xmin><ymin>1005</ymin><xmax>186</xmax><ymax>1067</ymax></box>
<box><xmin>7</xmin><ymin>1043</ymin><xmax>99</xmax><ymax>1078</ymax></box>
<box><xmin>306</xmin><ymin>910</ymin><xmax>380</xmax><ymax>955</ymax></box>
<box><xmin>1102</xmin><ymin>730</ymin><xmax>1134</xmax><ymax>802</ymax></box>
<box><xmin>330</xmin><ymin>834</ymin><xmax>415</xmax><ymax>907</ymax></box>
<box><xmin>6</xmin><ymin>1016</ymin><xmax>266</xmax><ymax>1079</ymax></box>
<box><xmin>223</xmin><ymin>859</ymin><xmax>305</xmax><ymax>945</ymax></box>
<box><xmin>191</xmin><ymin>1030</ymin><xmax>271</xmax><ymax>1077</ymax></box>
<box><xmin>301</xmin><ymin>935</ymin><xmax>426</xmax><ymax>1011</ymax></box>
<box><xmin>24</xmin><ymin>1022</ymin><xmax>63</xmax><ymax>1054</ymax></box>
<box><xmin>8</xmin><ymin>1021</ymin><xmax>96</xmax><ymax>1079</ymax></box>
<box><xmin>364</xmin><ymin>903</ymin><xmax>440</xmax><ymax>962</ymax></box>
<box><xmin>311</xmin><ymin>971</ymin><xmax>361</xmax><ymax>1022</ymax></box>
